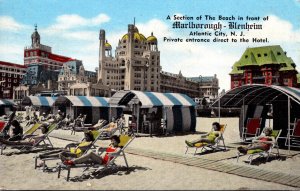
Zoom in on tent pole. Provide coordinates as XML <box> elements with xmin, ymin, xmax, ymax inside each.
<box><xmin>243</xmin><ymin>97</ymin><xmax>245</xmax><ymax>128</ymax></box>
<box><xmin>218</xmin><ymin>96</ymin><xmax>220</xmax><ymax>123</ymax></box>
<box><xmin>288</xmin><ymin>96</ymin><xmax>290</xmax><ymax>156</ymax></box>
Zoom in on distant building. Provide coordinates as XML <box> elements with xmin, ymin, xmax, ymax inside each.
<box><xmin>58</xmin><ymin>59</ymin><xmax>97</xmax><ymax>92</ymax></box>
<box><xmin>230</xmin><ymin>45</ymin><xmax>299</xmax><ymax>89</ymax></box>
<box><xmin>187</xmin><ymin>74</ymin><xmax>219</xmax><ymax>101</ymax></box>
<box><xmin>24</xmin><ymin>25</ymin><xmax>71</xmax><ymax>70</ymax></box>
<box><xmin>0</xmin><ymin>61</ymin><xmax>27</xmax><ymax>99</ymax></box>
<box><xmin>98</xmin><ymin>23</ymin><xmax>220</xmax><ymax>98</ymax></box>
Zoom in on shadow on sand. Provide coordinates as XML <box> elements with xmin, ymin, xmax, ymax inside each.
<box><xmin>67</xmin><ymin>165</ymin><xmax>151</xmax><ymax>182</ymax></box>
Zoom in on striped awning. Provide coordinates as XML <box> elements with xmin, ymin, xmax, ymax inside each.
<box><xmin>110</xmin><ymin>90</ymin><xmax>196</xmax><ymax>108</ymax></box>
<box><xmin>54</xmin><ymin>96</ymin><xmax>109</xmax><ymax>107</ymax></box>
<box><xmin>22</xmin><ymin>96</ymin><xmax>57</xmax><ymax>107</ymax></box>
<box><xmin>0</xmin><ymin>99</ymin><xmax>15</xmax><ymax>106</ymax></box>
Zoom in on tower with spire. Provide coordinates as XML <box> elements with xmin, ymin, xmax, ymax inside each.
<box><xmin>31</xmin><ymin>24</ymin><xmax>40</xmax><ymax>48</ymax></box>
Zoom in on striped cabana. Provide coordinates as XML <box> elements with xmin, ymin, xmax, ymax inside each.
<box><xmin>53</xmin><ymin>96</ymin><xmax>119</xmax><ymax>124</ymax></box>
<box><xmin>211</xmin><ymin>84</ymin><xmax>300</xmax><ymax>147</ymax></box>
<box><xmin>109</xmin><ymin>90</ymin><xmax>197</xmax><ymax>134</ymax></box>
<box><xmin>22</xmin><ymin>96</ymin><xmax>57</xmax><ymax>107</ymax></box>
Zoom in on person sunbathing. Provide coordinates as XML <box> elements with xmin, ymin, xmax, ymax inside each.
<box><xmin>61</xmin><ymin>135</ymin><xmax>121</xmax><ymax>166</ymax></box>
<box><xmin>38</xmin><ymin>130</ymin><xmax>95</xmax><ymax>160</ymax></box>
<box><xmin>0</xmin><ymin>125</ymin><xmax>49</xmax><ymax>146</ymax></box>
<box><xmin>185</xmin><ymin>122</ymin><xmax>221</xmax><ymax>147</ymax></box>
<box><xmin>237</xmin><ymin>127</ymin><xmax>275</xmax><ymax>154</ymax></box>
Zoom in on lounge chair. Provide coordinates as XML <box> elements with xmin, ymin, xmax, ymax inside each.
<box><xmin>285</xmin><ymin>118</ymin><xmax>300</xmax><ymax>148</ymax></box>
<box><xmin>57</xmin><ymin>134</ymin><xmax>135</xmax><ymax>181</ymax></box>
<box><xmin>0</xmin><ymin>122</ymin><xmax>59</xmax><ymax>155</ymax></box>
<box><xmin>241</xmin><ymin>118</ymin><xmax>262</xmax><ymax>142</ymax></box>
<box><xmin>237</xmin><ymin>128</ymin><xmax>282</xmax><ymax>165</ymax></box>
<box><xmin>34</xmin><ymin>129</ymin><xmax>102</xmax><ymax>171</ymax></box>
<box><xmin>22</xmin><ymin>123</ymin><xmax>43</xmax><ymax>139</ymax></box>
<box><xmin>185</xmin><ymin>124</ymin><xmax>227</xmax><ymax>155</ymax></box>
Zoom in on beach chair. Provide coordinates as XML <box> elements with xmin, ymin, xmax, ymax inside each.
<box><xmin>241</xmin><ymin>118</ymin><xmax>262</xmax><ymax>142</ymax></box>
<box><xmin>34</xmin><ymin>129</ymin><xmax>102</xmax><ymax>171</ymax></box>
<box><xmin>22</xmin><ymin>123</ymin><xmax>43</xmax><ymax>139</ymax></box>
<box><xmin>285</xmin><ymin>118</ymin><xmax>300</xmax><ymax>148</ymax></box>
<box><xmin>237</xmin><ymin>128</ymin><xmax>282</xmax><ymax>165</ymax></box>
<box><xmin>185</xmin><ymin>124</ymin><xmax>227</xmax><ymax>155</ymax></box>
<box><xmin>0</xmin><ymin>122</ymin><xmax>59</xmax><ymax>155</ymax></box>
<box><xmin>57</xmin><ymin>134</ymin><xmax>135</xmax><ymax>181</ymax></box>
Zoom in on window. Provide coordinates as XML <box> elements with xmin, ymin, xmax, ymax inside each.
<box><xmin>264</xmin><ymin>53</ymin><xmax>267</xmax><ymax>57</ymax></box>
<box><xmin>257</xmin><ymin>54</ymin><xmax>261</xmax><ymax>57</ymax></box>
<box><xmin>277</xmin><ymin>52</ymin><xmax>281</xmax><ymax>56</ymax></box>
<box><xmin>8</xmin><ymin>73</ymin><xmax>11</xmax><ymax>77</ymax></box>
<box><xmin>245</xmin><ymin>55</ymin><xmax>248</xmax><ymax>58</ymax></box>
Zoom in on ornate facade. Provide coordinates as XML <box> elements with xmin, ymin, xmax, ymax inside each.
<box><xmin>98</xmin><ymin>24</ymin><xmax>220</xmax><ymax>98</ymax></box>
<box><xmin>230</xmin><ymin>45</ymin><xmax>300</xmax><ymax>89</ymax></box>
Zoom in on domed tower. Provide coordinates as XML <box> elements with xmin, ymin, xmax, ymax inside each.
<box><xmin>147</xmin><ymin>32</ymin><xmax>158</xmax><ymax>51</ymax></box>
<box><xmin>31</xmin><ymin>24</ymin><xmax>40</xmax><ymax>48</ymax></box>
<box><xmin>105</xmin><ymin>40</ymin><xmax>112</xmax><ymax>57</ymax></box>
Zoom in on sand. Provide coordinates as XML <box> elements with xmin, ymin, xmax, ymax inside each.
<box><xmin>0</xmin><ymin>117</ymin><xmax>299</xmax><ymax>190</ymax></box>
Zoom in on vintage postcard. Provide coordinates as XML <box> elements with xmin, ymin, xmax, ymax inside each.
<box><xmin>0</xmin><ymin>0</ymin><xmax>299</xmax><ymax>190</ymax></box>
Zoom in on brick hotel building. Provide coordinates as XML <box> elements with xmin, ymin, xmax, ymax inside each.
<box><xmin>0</xmin><ymin>61</ymin><xmax>27</xmax><ymax>99</ymax></box>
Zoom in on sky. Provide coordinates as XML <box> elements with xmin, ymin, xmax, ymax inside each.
<box><xmin>0</xmin><ymin>0</ymin><xmax>300</xmax><ymax>91</ymax></box>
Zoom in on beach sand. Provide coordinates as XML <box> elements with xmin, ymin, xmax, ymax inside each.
<box><xmin>0</xmin><ymin>117</ymin><xmax>299</xmax><ymax>190</ymax></box>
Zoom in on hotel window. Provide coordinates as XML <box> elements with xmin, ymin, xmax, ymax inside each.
<box><xmin>8</xmin><ymin>73</ymin><xmax>11</xmax><ymax>77</ymax></box>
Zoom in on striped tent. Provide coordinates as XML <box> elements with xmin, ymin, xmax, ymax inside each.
<box><xmin>110</xmin><ymin>90</ymin><xmax>196</xmax><ymax>133</ymax></box>
<box><xmin>22</xmin><ymin>96</ymin><xmax>57</xmax><ymax>106</ymax></box>
<box><xmin>54</xmin><ymin>96</ymin><xmax>109</xmax><ymax>107</ymax></box>
<box><xmin>0</xmin><ymin>99</ymin><xmax>16</xmax><ymax>106</ymax></box>
<box><xmin>110</xmin><ymin>90</ymin><xmax>196</xmax><ymax>108</ymax></box>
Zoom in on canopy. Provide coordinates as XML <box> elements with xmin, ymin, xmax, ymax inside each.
<box><xmin>0</xmin><ymin>99</ymin><xmax>16</xmax><ymax>106</ymax></box>
<box><xmin>22</xmin><ymin>96</ymin><xmax>57</xmax><ymax>107</ymax></box>
<box><xmin>212</xmin><ymin>84</ymin><xmax>300</xmax><ymax>108</ymax></box>
<box><xmin>109</xmin><ymin>90</ymin><xmax>196</xmax><ymax>108</ymax></box>
<box><xmin>54</xmin><ymin>96</ymin><xmax>109</xmax><ymax>107</ymax></box>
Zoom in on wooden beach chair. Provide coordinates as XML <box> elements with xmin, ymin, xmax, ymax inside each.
<box><xmin>57</xmin><ymin>134</ymin><xmax>135</xmax><ymax>181</ymax></box>
<box><xmin>237</xmin><ymin>128</ymin><xmax>282</xmax><ymax>165</ymax></box>
<box><xmin>34</xmin><ymin>129</ymin><xmax>102</xmax><ymax>171</ymax></box>
<box><xmin>285</xmin><ymin>118</ymin><xmax>300</xmax><ymax>148</ymax></box>
<box><xmin>185</xmin><ymin>124</ymin><xmax>227</xmax><ymax>155</ymax></box>
<box><xmin>0</xmin><ymin>122</ymin><xmax>59</xmax><ymax>155</ymax></box>
<box><xmin>241</xmin><ymin>118</ymin><xmax>262</xmax><ymax>142</ymax></box>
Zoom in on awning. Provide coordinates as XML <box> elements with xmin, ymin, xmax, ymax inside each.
<box><xmin>54</xmin><ymin>96</ymin><xmax>109</xmax><ymax>107</ymax></box>
<box><xmin>0</xmin><ymin>99</ymin><xmax>16</xmax><ymax>106</ymax></box>
<box><xmin>212</xmin><ymin>84</ymin><xmax>300</xmax><ymax>108</ymax></box>
<box><xmin>109</xmin><ymin>90</ymin><xmax>196</xmax><ymax>108</ymax></box>
<box><xmin>22</xmin><ymin>96</ymin><xmax>57</xmax><ymax>107</ymax></box>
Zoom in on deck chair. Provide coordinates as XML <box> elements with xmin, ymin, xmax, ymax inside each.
<box><xmin>0</xmin><ymin>122</ymin><xmax>59</xmax><ymax>155</ymax></box>
<box><xmin>241</xmin><ymin>118</ymin><xmax>262</xmax><ymax>142</ymax></box>
<box><xmin>237</xmin><ymin>128</ymin><xmax>282</xmax><ymax>165</ymax></box>
<box><xmin>98</xmin><ymin>120</ymin><xmax>122</xmax><ymax>138</ymax></box>
<box><xmin>34</xmin><ymin>129</ymin><xmax>102</xmax><ymax>171</ymax></box>
<box><xmin>57</xmin><ymin>134</ymin><xmax>135</xmax><ymax>181</ymax></box>
<box><xmin>185</xmin><ymin>124</ymin><xmax>227</xmax><ymax>155</ymax></box>
<box><xmin>22</xmin><ymin>123</ymin><xmax>42</xmax><ymax>139</ymax></box>
<box><xmin>285</xmin><ymin>118</ymin><xmax>300</xmax><ymax>148</ymax></box>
